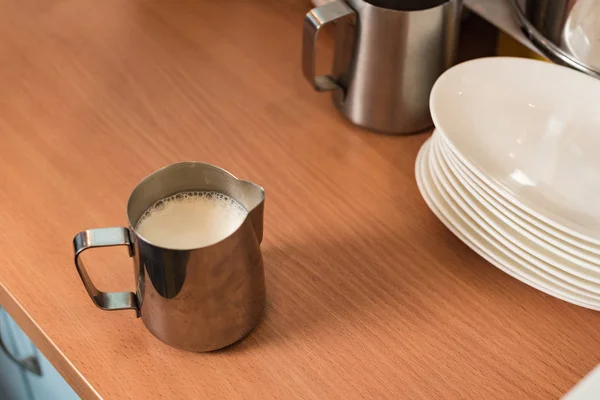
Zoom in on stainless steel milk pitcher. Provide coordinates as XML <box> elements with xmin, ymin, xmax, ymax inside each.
<box><xmin>303</xmin><ymin>0</ymin><xmax>462</xmax><ymax>134</ymax></box>
<box><xmin>73</xmin><ymin>162</ymin><xmax>266</xmax><ymax>352</ymax></box>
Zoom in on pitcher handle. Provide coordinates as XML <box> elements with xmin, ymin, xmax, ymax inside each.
<box><xmin>73</xmin><ymin>227</ymin><xmax>139</xmax><ymax>316</ymax></box>
<box><xmin>302</xmin><ymin>1</ymin><xmax>355</xmax><ymax>92</ymax></box>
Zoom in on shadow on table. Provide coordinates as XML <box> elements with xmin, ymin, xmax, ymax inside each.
<box><xmin>219</xmin><ymin>209</ymin><xmax>549</xmax><ymax>354</ymax></box>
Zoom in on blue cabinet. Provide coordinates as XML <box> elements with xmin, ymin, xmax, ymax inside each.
<box><xmin>0</xmin><ymin>308</ymin><xmax>79</xmax><ymax>400</ymax></box>
<box><xmin>0</xmin><ymin>310</ymin><xmax>32</xmax><ymax>400</ymax></box>
<box><xmin>24</xmin><ymin>348</ymin><xmax>80</xmax><ymax>400</ymax></box>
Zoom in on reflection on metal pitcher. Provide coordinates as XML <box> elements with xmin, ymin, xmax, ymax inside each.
<box><xmin>73</xmin><ymin>162</ymin><xmax>266</xmax><ymax>352</ymax></box>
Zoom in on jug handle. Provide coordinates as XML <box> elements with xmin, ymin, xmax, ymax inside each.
<box><xmin>302</xmin><ymin>1</ymin><xmax>355</xmax><ymax>92</ymax></box>
<box><xmin>73</xmin><ymin>227</ymin><xmax>140</xmax><ymax>317</ymax></box>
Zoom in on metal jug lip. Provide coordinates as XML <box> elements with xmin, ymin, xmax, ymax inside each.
<box><xmin>126</xmin><ymin>161</ymin><xmax>265</xmax><ymax>251</ymax></box>
<box><xmin>510</xmin><ymin>0</ymin><xmax>600</xmax><ymax>79</ymax></box>
<box><xmin>361</xmin><ymin>0</ymin><xmax>455</xmax><ymax>12</ymax></box>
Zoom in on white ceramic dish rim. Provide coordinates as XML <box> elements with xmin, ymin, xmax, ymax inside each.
<box><xmin>429</xmin><ymin>137</ymin><xmax>600</xmax><ymax>295</ymax></box>
<box><xmin>415</xmin><ymin>138</ymin><xmax>600</xmax><ymax>310</ymax></box>
<box><xmin>432</xmin><ymin>131</ymin><xmax>600</xmax><ymax>279</ymax></box>
<box><xmin>435</xmin><ymin>131</ymin><xmax>600</xmax><ymax>261</ymax></box>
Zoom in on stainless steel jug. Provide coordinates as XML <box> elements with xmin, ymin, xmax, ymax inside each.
<box><xmin>73</xmin><ymin>162</ymin><xmax>266</xmax><ymax>352</ymax></box>
<box><xmin>512</xmin><ymin>0</ymin><xmax>600</xmax><ymax>78</ymax></box>
<box><xmin>303</xmin><ymin>0</ymin><xmax>462</xmax><ymax>134</ymax></box>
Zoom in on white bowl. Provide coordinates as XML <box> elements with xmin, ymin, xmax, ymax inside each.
<box><xmin>415</xmin><ymin>138</ymin><xmax>600</xmax><ymax>310</ymax></box>
<box><xmin>437</xmin><ymin>135</ymin><xmax>600</xmax><ymax>260</ymax></box>
<box><xmin>431</xmin><ymin>133</ymin><xmax>600</xmax><ymax>290</ymax></box>
<box><xmin>430</xmin><ymin>57</ymin><xmax>600</xmax><ymax>244</ymax></box>
<box><xmin>429</xmin><ymin>136</ymin><xmax>600</xmax><ymax>295</ymax></box>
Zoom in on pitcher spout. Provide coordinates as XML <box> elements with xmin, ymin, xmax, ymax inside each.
<box><xmin>238</xmin><ymin>180</ymin><xmax>265</xmax><ymax>244</ymax></box>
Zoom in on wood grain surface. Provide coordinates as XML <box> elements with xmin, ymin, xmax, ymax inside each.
<box><xmin>0</xmin><ymin>1</ymin><xmax>598</xmax><ymax>399</ymax></box>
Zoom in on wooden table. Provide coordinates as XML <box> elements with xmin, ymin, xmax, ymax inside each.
<box><xmin>0</xmin><ymin>1</ymin><xmax>598</xmax><ymax>398</ymax></box>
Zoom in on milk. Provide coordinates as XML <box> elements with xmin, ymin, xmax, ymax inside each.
<box><xmin>135</xmin><ymin>191</ymin><xmax>248</xmax><ymax>249</ymax></box>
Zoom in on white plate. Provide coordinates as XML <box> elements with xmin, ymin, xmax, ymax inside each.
<box><xmin>429</xmin><ymin>137</ymin><xmax>600</xmax><ymax>296</ymax></box>
<box><xmin>432</xmin><ymin>132</ymin><xmax>600</xmax><ymax>284</ymax></box>
<box><xmin>436</xmin><ymin>133</ymin><xmax>600</xmax><ymax>260</ymax></box>
<box><xmin>415</xmin><ymin>138</ymin><xmax>600</xmax><ymax>309</ymax></box>
<box><xmin>430</xmin><ymin>57</ymin><xmax>600</xmax><ymax>244</ymax></box>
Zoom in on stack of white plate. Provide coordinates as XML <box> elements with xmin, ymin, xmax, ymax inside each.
<box><xmin>416</xmin><ymin>57</ymin><xmax>600</xmax><ymax>309</ymax></box>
